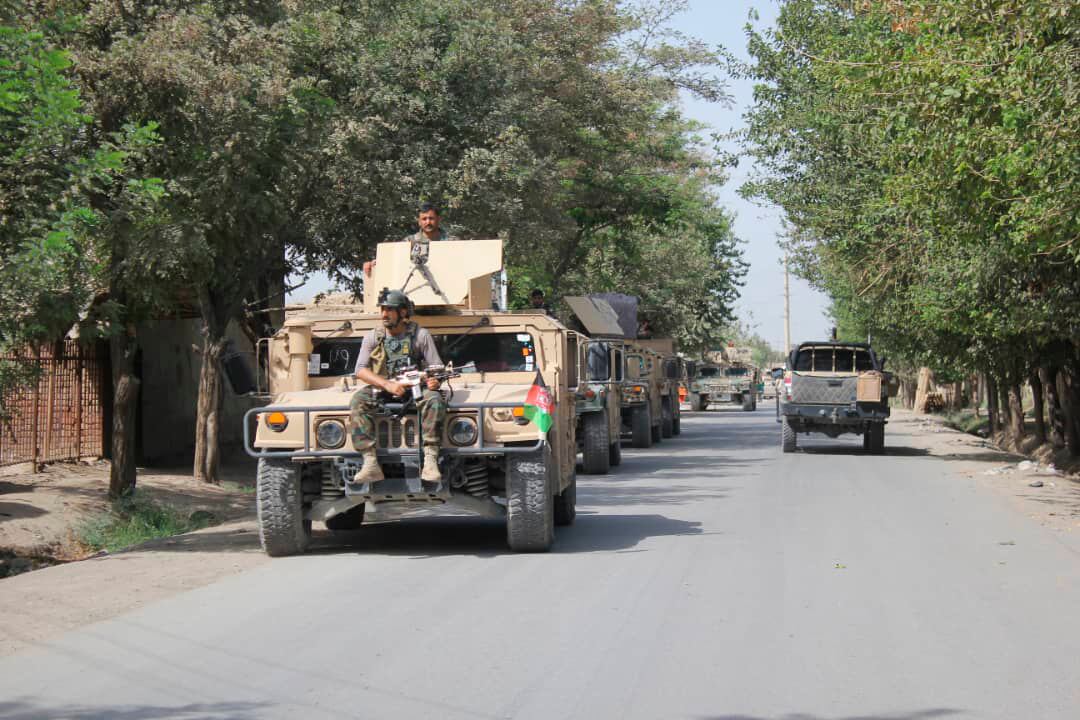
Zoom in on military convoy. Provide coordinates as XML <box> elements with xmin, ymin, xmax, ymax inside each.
<box><xmin>777</xmin><ymin>341</ymin><xmax>898</xmax><ymax>453</ymax></box>
<box><xmin>245</xmin><ymin>241</ymin><xmax>691</xmax><ymax>557</ymax></box>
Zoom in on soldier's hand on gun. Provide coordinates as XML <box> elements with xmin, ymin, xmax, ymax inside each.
<box><xmin>383</xmin><ymin>379</ymin><xmax>407</xmax><ymax>397</ymax></box>
<box><xmin>426</xmin><ymin>377</ymin><xmax>441</xmax><ymax>391</ymax></box>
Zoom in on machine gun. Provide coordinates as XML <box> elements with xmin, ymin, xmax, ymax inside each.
<box><xmin>390</xmin><ymin>363</ymin><xmax>462</xmax><ymax>402</ymax></box>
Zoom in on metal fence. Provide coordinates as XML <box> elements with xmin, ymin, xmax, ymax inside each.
<box><xmin>0</xmin><ymin>341</ymin><xmax>106</xmax><ymax>468</ymax></box>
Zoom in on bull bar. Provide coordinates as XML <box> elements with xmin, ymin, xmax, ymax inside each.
<box><xmin>244</xmin><ymin>401</ymin><xmax>545</xmax><ymax>459</ymax></box>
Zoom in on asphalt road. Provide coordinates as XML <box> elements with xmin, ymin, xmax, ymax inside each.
<box><xmin>3</xmin><ymin>408</ymin><xmax>1080</xmax><ymax>720</ymax></box>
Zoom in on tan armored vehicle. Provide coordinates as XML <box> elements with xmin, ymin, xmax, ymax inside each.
<box><xmin>565</xmin><ymin>297</ymin><xmax>625</xmax><ymax>474</ymax></box>
<box><xmin>635</xmin><ymin>338</ymin><xmax>682</xmax><ymax>437</ymax></box>
<box><xmin>621</xmin><ymin>345</ymin><xmax>664</xmax><ymax>447</ymax></box>
<box><xmin>246</xmin><ymin>239</ymin><xmax>577</xmax><ymax>554</ymax></box>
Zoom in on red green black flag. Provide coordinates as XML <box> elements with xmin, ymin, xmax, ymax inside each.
<box><xmin>523</xmin><ymin>370</ymin><xmax>554</xmax><ymax>433</ymax></box>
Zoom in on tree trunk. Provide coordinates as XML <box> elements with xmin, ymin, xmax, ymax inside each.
<box><xmin>1061</xmin><ymin>365</ymin><xmax>1080</xmax><ymax>456</ymax></box>
<box><xmin>1029</xmin><ymin>370</ymin><xmax>1046</xmax><ymax>444</ymax></box>
<box><xmin>1041</xmin><ymin>367</ymin><xmax>1064</xmax><ymax>447</ymax></box>
<box><xmin>1007</xmin><ymin>383</ymin><xmax>1024</xmax><ymax>441</ymax></box>
<box><xmin>997</xmin><ymin>382</ymin><xmax>1011</xmax><ymax>436</ymax></box>
<box><xmin>913</xmin><ymin>366</ymin><xmax>934</xmax><ymax>413</ymax></box>
<box><xmin>985</xmin><ymin>374</ymin><xmax>999</xmax><ymax>432</ymax></box>
<box><xmin>193</xmin><ymin>331</ymin><xmax>228</xmax><ymax>483</ymax></box>
<box><xmin>108</xmin><ymin>328</ymin><xmax>139</xmax><ymax>499</ymax></box>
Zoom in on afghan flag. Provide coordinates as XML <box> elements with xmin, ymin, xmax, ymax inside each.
<box><xmin>523</xmin><ymin>371</ymin><xmax>554</xmax><ymax>433</ymax></box>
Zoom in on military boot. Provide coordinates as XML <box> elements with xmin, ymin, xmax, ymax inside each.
<box><xmin>421</xmin><ymin>446</ymin><xmax>442</xmax><ymax>487</ymax></box>
<box><xmin>353</xmin><ymin>449</ymin><xmax>384</xmax><ymax>484</ymax></box>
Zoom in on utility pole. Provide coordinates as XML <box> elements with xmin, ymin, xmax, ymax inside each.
<box><xmin>783</xmin><ymin>253</ymin><xmax>791</xmax><ymax>357</ymax></box>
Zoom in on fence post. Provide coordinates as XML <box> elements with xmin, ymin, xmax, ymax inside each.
<box><xmin>42</xmin><ymin>344</ymin><xmax>58</xmax><ymax>462</ymax></box>
<box><xmin>75</xmin><ymin>343</ymin><xmax>84</xmax><ymax>458</ymax></box>
<box><xmin>31</xmin><ymin>346</ymin><xmax>41</xmax><ymax>472</ymax></box>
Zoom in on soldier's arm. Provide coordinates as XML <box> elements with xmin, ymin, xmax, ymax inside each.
<box><xmin>417</xmin><ymin>328</ymin><xmax>443</xmax><ymax>390</ymax></box>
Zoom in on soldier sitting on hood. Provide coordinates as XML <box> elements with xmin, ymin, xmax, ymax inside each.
<box><xmin>349</xmin><ymin>289</ymin><xmax>447</xmax><ymax>489</ymax></box>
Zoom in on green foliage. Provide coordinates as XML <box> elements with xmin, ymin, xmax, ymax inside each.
<box><xmin>737</xmin><ymin>0</ymin><xmax>1080</xmax><ymax>387</ymax></box>
<box><xmin>76</xmin><ymin>495</ymin><xmax>216</xmax><ymax>553</ymax></box>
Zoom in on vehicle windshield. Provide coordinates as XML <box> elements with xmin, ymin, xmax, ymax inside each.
<box><xmin>696</xmin><ymin>367</ymin><xmax>720</xmax><ymax>378</ymax></box>
<box><xmin>725</xmin><ymin>368</ymin><xmax>749</xmax><ymax>377</ymax></box>
<box><xmin>626</xmin><ymin>354</ymin><xmax>648</xmax><ymax>379</ymax></box>
<box><xmin>433</xmin><ymin>332</ymin><xmax>536</xmax><ymax>373</ymax></box>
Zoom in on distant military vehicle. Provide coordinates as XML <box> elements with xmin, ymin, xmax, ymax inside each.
<box><xmin>621</xmin><ymin>345</ymin><xmax>663</xmax><ymax>447</ymax></box>
<box><xmin>777</xmin><ymin>341</ymin><xmax>897</xmax><ymax>453</ymax></box>
<box><xmin>564</xmin><ymin>296</ymin><xmax>626</xmax><ymax>474</ymax></box>
<box><xmin>689</xmin><ymin>346</ymin><xmax>759</xmax><ymax>411</ymax></box>
<box><xmin>636</xmin><ymin>338</ymin><xmax>682</xmax><ymax>437</ymax></box>
<box><xmin>247</xmin><ymin>239</ymin><xmax>577</xmax><ymax>554</ymax></box>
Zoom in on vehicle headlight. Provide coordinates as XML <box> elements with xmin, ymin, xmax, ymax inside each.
<box><xmin>448</xmin><ymin>417</ymin><xmax>478</xmax><ymax>446</ymax></box>
<box><xmin>316</xmin><ymin>419</ymin><xmax>346</xmax><ymax>449</ymax></box>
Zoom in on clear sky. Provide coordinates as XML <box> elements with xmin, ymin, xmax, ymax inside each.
<box><xmin>669</xmin><ymin>0</ymin><xmax>830</xmax><ymax>351</ymax></box>
<box><xmin>288</xmin><ymin>0</ymin><xmax>831</xmax><ymax>350</ymax></box>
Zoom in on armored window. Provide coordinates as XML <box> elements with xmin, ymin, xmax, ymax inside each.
<box><xmin>586</xmin><ymin>342</ymin><xmax>611</xmax><ymax>381</ymax></box>
<box><xmin>566</xmin><ymin>334</ymin><xmax>579</xmax><ymax>388</ymax></box>
<box><xmin>724</xmin><ymin>367</ymin><xmax>749</xmax><ymax>377</ymax></box>
<box><xmin>697</xmin><ymin>366</ymin><xmax>720</xmax><ymax>378</ymax></box>
<box><xmin>613</xmin><ymin>349</ymin><xmax>624</xmax><ymax>381</ymax></box>
<box><xmin>435</xmin><ymin>332</ymin><xmax>536</xmax><ymax>373</ymax></box>
<box><xmin>794</xmin><ymin>349</ymin><xmax>813</xmax><ymax>371</ymax></box>
<box><xmin>309</xmin><ymin>338</ymin><xmax>365</xmax><ymax>377</ymax></box>
<box><xmin>855</xmin><ymin>351</ymin><xmax>874</xmax><ymax>371</ymax></box>
<box><xmin>835</xmin><ymin>350</ymin><xmax>854</xmax><ymax>372</ymax></box>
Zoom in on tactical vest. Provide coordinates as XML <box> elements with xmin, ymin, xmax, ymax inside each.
<box><xmin>369</xmin><ymin>322</ymin><xmax>423</xmax><ymax>377</ymax></box>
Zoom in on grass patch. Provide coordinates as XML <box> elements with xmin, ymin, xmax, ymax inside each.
<box><xmin>220</xmin><ymin>480</ymin><xmax>256</xmax><ymax>494</ymax></box>
<box><xmin>942</xmin><ymin>410</ymin><xmax>989</xmax><ymax>437</ymax></box>
<box><xmin>76</xmin><ymin>495</ymin><xmax>217</xmax><ymax>553</ymax></box>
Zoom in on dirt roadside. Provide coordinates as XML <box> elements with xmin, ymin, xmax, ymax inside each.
<box><xmin>1</xmin><ymin>409</ymin><xmax>1078</xmax><ymax>658</ymax></box>
<box><xmin>0</xmin><ymin>459</ymin><xmax>267</xmax><ymax>657</ymax></box>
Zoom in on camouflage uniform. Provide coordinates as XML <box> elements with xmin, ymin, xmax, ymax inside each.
<box><xmin>348</xmin><ymin>322</ymin><xmax>446</xmax><ymax>450</ymax></box>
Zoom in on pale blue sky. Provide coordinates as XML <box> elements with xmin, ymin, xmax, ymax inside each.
<box><xmin>288</xmin><ymin>0</ymin><xmax>830</xmax><ymax>350</ymax></box>
<box><xmin>669</xmin><ymin>0</ymin><xmax>829</xmax><ymax>350</ymax></box>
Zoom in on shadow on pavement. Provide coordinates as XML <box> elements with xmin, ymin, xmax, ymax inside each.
<box><xmin>0</xmin><ymin>699</ymin><xmax>271</xmax><ymax>720</ymax></box>
<box><xmin>308</xmin><ymin>510</ymin><xmax>705</xmax><ymax>558</ymax></box>
<box><xmin>796</xmin><ymin>444</ymin><xmax>930</xmax><ymax>457</ymax></box>
<box><xmin>702</xmin><ymin>710</ymin><xmax>960</xmax><ymax>720</ymax></box>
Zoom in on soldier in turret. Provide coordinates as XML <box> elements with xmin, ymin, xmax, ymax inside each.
<box><xmin>349</xmin><ymin>289</ymin><xmax>447</xmax><ymax>487</ymax></box>
<box><xmin>363</xmin><ymin>202</ymin><xmax>458</xmax><ymax>276</ymax></box>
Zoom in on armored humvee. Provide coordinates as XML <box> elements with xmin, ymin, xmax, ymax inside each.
<box><xmin>689</xmin><ymin>346</ymin><xmax>758</xmax><ymax>411</ymax></box>
<box><xmin>564</xmin><ymin>296</ymin><xmax>625</xmax><ymax>474</ymax></box>
<box><xmin>246</xmin><ymin>239</ymin><xmax>577</xmax><ymax>554</ymax></box>
<box><xmin>621</xmin><ymin>345</ymin><xmax>667</xmax><ymax>447</ymax></box>
<box><xmin>777</xmin><ymin>341</ymin><xmax>898</xmax><ymax>453</ymax></box>
<box><xmin>636</xmin><ymin>338</ymin><xmax>682</xmax><ymax>437</ymax></box>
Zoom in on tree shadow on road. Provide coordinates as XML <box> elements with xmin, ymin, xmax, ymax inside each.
<box><xmin>701</xmin><ymin>710</ymin><xmax>960</xmax><ymax>720</ymax></box>
<box><xmin>0</xmin><ymin>699</ymin><xmax>271</xmax><ymax>720</ymax></box>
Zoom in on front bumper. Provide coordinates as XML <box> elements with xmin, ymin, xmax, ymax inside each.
<box><xmin>780</xmin><ymin>402</ymin><xmax>890</xmax><ymax>425</ymax></box>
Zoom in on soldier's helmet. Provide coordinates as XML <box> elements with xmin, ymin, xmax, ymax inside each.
<box><xmin>377</xmin><ymin>288</ymin><xmax>411</xmax><ymax>311</ymax></box>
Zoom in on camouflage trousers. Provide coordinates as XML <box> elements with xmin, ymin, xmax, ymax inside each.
<box><xmin>348</xmin><ymin>386</ymin><xmax>446</xmax><ymax>451</ymax></box>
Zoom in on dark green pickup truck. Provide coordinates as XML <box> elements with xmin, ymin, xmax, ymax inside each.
<box><xmin>777</xmin><ymin>342</ymin><xmax>897</xmax><ymax>454</ymax></box>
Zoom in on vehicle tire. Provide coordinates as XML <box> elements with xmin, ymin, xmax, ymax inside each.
<box><xmin>742</xmin><ymin>397</ymin><xmax>754</xmax><ymax>412</ymax></box>
<box><xmin>506</xmin><ymin>446</ymin><xmax>554</xmax><ymax>552</ymax></box>
<box><xmin>554</xmin><ymin>469</ymin><xmax>576</xmax><ymax>526</ymax></box>
<box><xmin>862</xmin><ymin>430</ymin><xmax>872</xmax><ymax>452</ymax></box>
<box><xmin>257</xmin><ymin>458</ymin><xmax>311</xmax><ymax>557</ymax></box>
<box><xmin>582</xmin><ymin>412</ymin><xmax>611</xmax><ymax>475</ymax></box>
<box><xmin>661</xmin><ymin>398</ymin><xmax>674</xmax><ymax>438</ymax></box>
<box><xmin>325</xmin><ymin>504</ymin><xmax>365</xmax><ymax>531</ymax></box>
<box><xmin>631</xmin><ymin>405</ymin><xmax>652</xmax><ymax>448</ymax></box>
<box><xmin>672</xmin><ymin>404</ymin><xmax>681</xmax><ymax>435</ymax></box>
<box><xmin>751</xmin><ymin>399</ymin><xmax>757</xmax><ymax>411</ymax></box>
<box><xmin>690</xmin><ymin>393</ymin><xmax>705</xmax><ymax>412</ymax></box>
<box><xmin>609</xmin><ymin>438</ymin><xmax>622</xmax><ymax>466</ymax></box>
<box><xmin>651</xmin><ymin>421</ymin><xmax>662</xmax><ymax>444</ymax></box>
<box><xmin>869</xmin><ymin>423</ymin><xmax>886</xmax><ymax>454</ymax></box>
<box><xmin>781</xmin><ymin>417</ymin><xmax>796</xmax><ymax>453</ymax></box>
